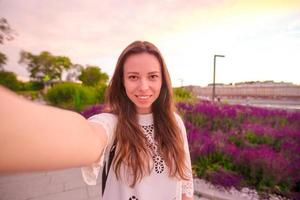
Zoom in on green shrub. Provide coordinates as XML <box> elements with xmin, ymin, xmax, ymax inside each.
<box><xmin>0</xmin><ymin>71</ymin><xmax>22</xmax><ymax>91</ymax></box>
<box><xmin>173</xmin><ymin>87</ymin><xmax>194</xmax><ymax>102</ymax></box>
<box><xmin>94</xmin><ymin>84</ymin><xmax>107</xmax><ymax>103</ymax></box>
<box><xmin>21</xmin><ymin>81</ymin><xmax>44</xmax><ymax>91</ymax></box>
<box><xmin>45</xmin><ymin>82</ymin><xmax>96</xmax><ymax>111</ymax></box>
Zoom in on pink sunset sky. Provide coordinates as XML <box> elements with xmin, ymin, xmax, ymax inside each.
<box><xmin>1</xmin><ymin>0</ymin><xmax>300</xmax><ymax>87</ymax></box>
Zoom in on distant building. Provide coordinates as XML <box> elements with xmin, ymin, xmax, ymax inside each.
<box><xmin>186</xmin><ymin>81</ymin><xmax>300</xmax><ymax>100</ymax></box>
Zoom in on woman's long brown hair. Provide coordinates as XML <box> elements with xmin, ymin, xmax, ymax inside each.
<box><xmin>105</xmin><ymin>41</ymin><xmax>189</xmax><ymax>186</ymax></box>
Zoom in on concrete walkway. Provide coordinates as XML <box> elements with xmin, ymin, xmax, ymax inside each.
<box><xmin>0</xmin><ymin>168</ymin><xmax>99</xmax><ymax>200</ymax></box>
<box><xmin>0</xmin><ymin>168</ymin><xmax>243</xmax><ymax>200</ymax></box>
<box><xmin>193</xmin><ymin>179</ymin><xmax>250</xmax><ymax>200</ymax></box>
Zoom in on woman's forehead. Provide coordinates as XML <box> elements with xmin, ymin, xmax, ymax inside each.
<box><xmin>124</xmin><ymin>53</ymin><xmax>161</xmax><ymax>73</ymax></box>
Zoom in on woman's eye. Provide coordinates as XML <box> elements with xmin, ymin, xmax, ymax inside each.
<box><xmin>128</xmin><ymin>75</ymin><xmax>138</xmax><ymax>80</ymax></box>
<box><xmin>150</xmin><ymin>75</ymin><xmax>159</xmax><ymax>79</ymax></box>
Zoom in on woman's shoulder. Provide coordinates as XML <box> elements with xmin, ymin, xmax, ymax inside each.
<box><xmin>173</xmin><ymin>112</ymin><xmax>185</xmax><ymax>129</ymax></box>
<box><xmin>173</xmin><ymin>112</ymin><xmax>187</xmax><ymax>137</ymax></box>
<box><xmin>87</xmin><ymin>113</ymin><xmax>118</xmax><ymax>143</ymax></box>
<box><xmin>173</xmin><ymin>112</ymin><xmax>184</xmax><ymax>123</ymax></box>
<box><xmin>87</xmin><ymin>112</ymin><xmax>118</xmax><ymax>124</ymax></box>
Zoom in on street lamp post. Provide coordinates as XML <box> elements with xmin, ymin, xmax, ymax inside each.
<box><xmin>212</xmin><ymin>54</ymin><xmax>225</xmax><ymax>101</ymax></box>
<box><xmin>178</xmin><ymin>78</ymin><xmax>184</xmax><ymax>87</ymax></box>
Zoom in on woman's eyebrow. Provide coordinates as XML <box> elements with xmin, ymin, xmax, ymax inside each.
<box><xmin>148</xmin><ymin>71</ymin><xmax>160</xmax><ymax>74</ymax></box>
<box><xmin>126</xmin><ymin>71</ymin><xmax>160</xmax><ymax>74</ymax></box>
<box><xmin>126</xmin><ymin>72</ymin><xmax>140</xmax><ymax>74</ymax></box>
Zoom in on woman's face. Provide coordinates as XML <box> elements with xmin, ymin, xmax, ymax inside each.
<box><xmin>123</xmin><ymin>53</ymin><xmax>162</xmax><ymax>114</ymax></box>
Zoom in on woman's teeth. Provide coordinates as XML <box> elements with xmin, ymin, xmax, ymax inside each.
<box><xmin>137</xmin><ymin>95</ymin><xmax>150</xmax><ymax>99</ymax></box>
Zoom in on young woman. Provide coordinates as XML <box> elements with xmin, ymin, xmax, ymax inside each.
<box><xmin>0</xmin><ymin>41</ymin><xmax>194</xmax><ymax>200</ymax></box>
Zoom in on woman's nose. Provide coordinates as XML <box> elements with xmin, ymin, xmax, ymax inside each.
<box><xmin>139</xmin><ymin>79</ymin><xmax>149</xmax><ymax>91</ymax></box>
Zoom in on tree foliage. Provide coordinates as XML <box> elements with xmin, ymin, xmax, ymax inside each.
<box><xmin>19</xmin><ymin>51</ymin><xmax>73</xmax><ymax>83</ymax></box>
<box><xmin>0</xmin><ymin>17</ymin><xmax>15</xmax><ymax>44</ymax></box>
<box><xmin>78</xmin><ymin>65</ymin><xmax>109</xmax><ymax>86</ymax></box>
<box><xmin>0</xmin><ymin>17</ymin><xmax>16</xmax><ymax>70</ymax></box>
<box><xmin>0</xmin><ymin>52</ymin><xmax>7</xmax><ymax>70</ymax></box>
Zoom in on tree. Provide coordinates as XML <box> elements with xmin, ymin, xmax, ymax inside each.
<box><xmin>19</xmin><ymin>51</ymin><xmax>73</xmax><ymax>84</ymax></box>
<box><xmin>0</xmin><ymin>17</ymin><xmax>15</xmax><ymax>44</ymax></box>
<box><xmin>0</xmin><ymin>52</ymin><xmax>7</xmax><ymax>70</ymax></box>
<box><xmin>78</xmin><ymin>66</ymin><xmax>109</xmax><ymax>87</ymax></box>
<box><xmin>0</xmin><ymin>17</ymin><xmax>16</xmax><ymax>70</ymax></box>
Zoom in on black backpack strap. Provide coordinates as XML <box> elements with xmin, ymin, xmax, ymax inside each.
<box><xmin>102</xmin><ymin>138</ymin><xmax>117</xmax><ymax>195</ymax></box>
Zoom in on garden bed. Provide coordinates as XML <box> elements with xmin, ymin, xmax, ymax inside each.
<box><xmin>177</xmin><ymin>101</ymin><xmax>300</xmax><ymax>200</ymax></box>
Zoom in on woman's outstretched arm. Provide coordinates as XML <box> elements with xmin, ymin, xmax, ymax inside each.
<box><xmin>0</xmin><ymin>86</ymin><xmax>107</xmax><ymax>173</ymax></box>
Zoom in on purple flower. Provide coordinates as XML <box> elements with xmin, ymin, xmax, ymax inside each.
<box><xmin>81</xmin><ymin>104</ymin><xmax>105</xmax><ymax>119</ymax></box>
<box><xmin>235</xmin><ymin>145</ymin><xmax>291</xmax><ymax>181</ymax></box>
<box><xmin>206</xmin><ymin>168</ymin><xmax>242</xmax><ymax>188</ymax></box>
<box><xmin>220</xmin><ymin>104</ymin><xmax>237</xmax><ymax>118</ymax></box>
<box><xmin>223</xmin><ymin>142</ymin><xmax>239</xmax><ymax>158</ymax></box>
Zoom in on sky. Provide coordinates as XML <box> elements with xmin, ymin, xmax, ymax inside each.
<box><xmin>1</xmin><ymin>0</ymin><xmax>300</xmax><ymax>87</ymax></box>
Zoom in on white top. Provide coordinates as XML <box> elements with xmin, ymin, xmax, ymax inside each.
<box><xmin>81</xmin><ymin>112</ymin><xmax>194</xmax><ymax>200</ymax></box>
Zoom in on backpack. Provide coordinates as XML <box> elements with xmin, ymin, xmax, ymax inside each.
<box><xmin>101</xmin><ymin>138</ymin><xmax>117</xmax><ymax>195</ymax></box>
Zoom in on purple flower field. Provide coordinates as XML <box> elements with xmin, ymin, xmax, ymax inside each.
<box><xmin>81</xmin><ymin>101</ymin><xmax>300</xmax><ymax>198</ymax></box>
<box><xmin>177</xmin><ymin>101</ymin><xmax>300</xmax><ymax>199</ymax></box>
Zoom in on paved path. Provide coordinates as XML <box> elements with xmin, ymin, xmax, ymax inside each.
<box><xmin>2</xmin><ymin>167</ymin><xmax>259</xmax><ymax>200</ymax></box>
<box><xmin>0</xmin><ymin>168</ymin><xmax>210</xmax><ymax>200</ymax></box>
<box><xmin>193</xmin><ymin>179</ymin><xmax>250</xmax><ymax>200</ymax></box>
<box><xmin>224</xmin><ymin>98</ymin><xmax>300</xmax><ymax>111</ymax></box>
